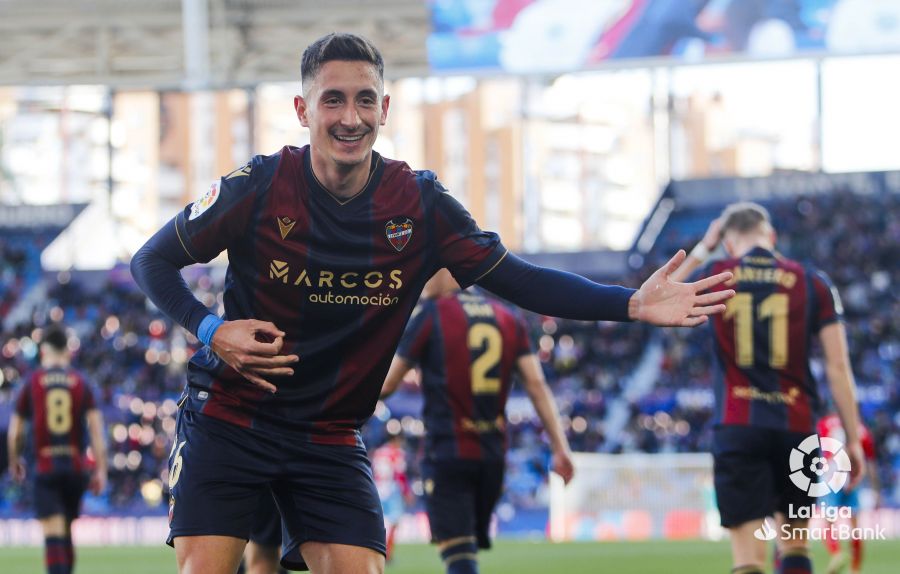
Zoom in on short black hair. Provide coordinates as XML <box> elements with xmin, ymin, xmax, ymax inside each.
<box><xmin>41</xmin><ymin>324</ymin><xmax>69</xmax><ymax>352</ymax></box>
<box><xmin>301</xmin><ymin>33</ymin><xmax>384</xmax><ymax>93</ymax></box>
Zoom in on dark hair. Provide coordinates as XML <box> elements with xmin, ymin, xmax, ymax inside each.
<box><xmin>720</xmin><ymin>202</ymin><xmax>772</xmax><ymax>235</ymax></box>
<box><xmin>41</xmin><ymin>324</ymin><xmax>69</xmax><ymax>352</ymax></box>
<box><xmin>301</xmin><ymin>33</ymin><xmax>384</xmax><ymax>92</ymax></box>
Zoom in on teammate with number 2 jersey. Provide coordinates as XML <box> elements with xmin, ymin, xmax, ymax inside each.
<box><xmin>382</xmin><ymin>269</ymin><xmax>574</xmax><ymax>574</ymax></box>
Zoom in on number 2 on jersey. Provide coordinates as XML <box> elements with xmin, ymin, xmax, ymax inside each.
<box><xmin>724</xmin><ymin>293</ymin><xmax>789</xmax><ymax>368</ymax></box>
<box><xmin>468</xmin><ymin>323</ymin><xmax>502</xmax><ymax>394</ymax></box>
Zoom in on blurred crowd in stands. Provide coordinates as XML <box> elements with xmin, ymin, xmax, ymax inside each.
<box><xmin>0</xmin><ymin>190</ymin><xmax>896</xmax><ymax>524</ymax></box>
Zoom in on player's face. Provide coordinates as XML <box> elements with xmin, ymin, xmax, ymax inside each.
<box><xmin>294</xmin><ymin>60</ymin><xmax>389</xmax><ymax>172</ymax></box>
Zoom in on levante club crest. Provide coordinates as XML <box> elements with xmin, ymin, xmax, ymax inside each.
<box><xmin>385</xmin><ymin>217</ymin><xmax>413</xmax><ymax>252</ymax></box>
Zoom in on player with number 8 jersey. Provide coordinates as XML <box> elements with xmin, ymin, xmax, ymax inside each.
<box><xmin>7</xmin><ymin>324</ymin><xmax>108</xmax><ymax>574</ymax></box>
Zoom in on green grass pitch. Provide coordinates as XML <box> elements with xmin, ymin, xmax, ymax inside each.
<box><xmin>1</xmin><ymin>539</ymin><xmax>899</xmax><ymax>573</ymax></box>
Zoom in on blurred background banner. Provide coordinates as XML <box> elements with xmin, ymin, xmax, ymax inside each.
<box><xmin>427</xmin><ymin>0</ymin><xmax>900</xmax><ymax>73</ymax></box>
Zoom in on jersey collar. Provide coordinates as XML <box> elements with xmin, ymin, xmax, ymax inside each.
<box><xmin>303</xmin><ymin>147</ymin><xmax>384</xmax><ymax>207</ymax></box>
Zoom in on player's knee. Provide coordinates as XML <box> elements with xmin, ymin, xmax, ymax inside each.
<box><xmin>439</xmin><ymin>537</ymin><xmax>478</xmax><ymax>574</ymax></box>
<box><xmin>40</xmin><ymin>515</ymin><xmax>67</xmax><ymax>538</ymax></box>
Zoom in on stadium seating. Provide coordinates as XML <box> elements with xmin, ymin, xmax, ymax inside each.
<box><xmin>0</xmin><ymin>189</ymin><xmax>895</xmax><ymax>527</ymax></box>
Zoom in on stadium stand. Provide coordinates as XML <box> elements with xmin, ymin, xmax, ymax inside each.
<box><xmin>0</xmin><ymin>183</ymin><xmax>895</xmax><ymax>533</ymax></box>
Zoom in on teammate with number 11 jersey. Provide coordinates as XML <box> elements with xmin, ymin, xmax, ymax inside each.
<box><xmin>671</xmin><ymin>202</ymin><xmax>865</xmax><ymax>574</ymax></box>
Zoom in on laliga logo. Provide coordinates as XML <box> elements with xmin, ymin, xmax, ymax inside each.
<box><xmin>788</xmin><ymin>434</ymin><xmax>851</xmax><ymax>497</ymax></box>
<box><xmin>754</xmin><ymin>518</ymin><xmax>777</xmax><ymax>541</ymax></box>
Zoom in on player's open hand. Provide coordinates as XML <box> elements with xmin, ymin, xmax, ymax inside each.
<box><xmin>552</xmin><ymin>450</ymin><xmax>575</xmax><ymax>485</ymax></box>
<box><xmin>9</xmin><ymin>459</ymin><xmax>25</xmax><ymax>484</ymax></box>
<box><xmin>845</xmin><ymin>440</ymin><xmax>867</xmax><ymax>491</ymax></box>
<box><xmin>629</xmin><ymin>250</ymin><xmax>735</xmax><ymax>327</ymax></box>
<box><xmin>210</xmin><ymin>319</ymin><xmax>299</xmax><ymax>393</ymax></box>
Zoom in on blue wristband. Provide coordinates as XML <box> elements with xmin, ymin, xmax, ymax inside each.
<box><xmin>197</xmin><ymin>315</ymin><xmax>224</xmax><ymax>347</ymax></box>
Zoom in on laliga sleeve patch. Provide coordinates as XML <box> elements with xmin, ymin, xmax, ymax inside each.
<box><xmin>189</xmin><ymin>181</ymin><xmax>220</xmax><ymax>220</ymax></box>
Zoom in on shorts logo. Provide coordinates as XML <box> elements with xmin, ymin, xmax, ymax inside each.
<box><xmin>788</xmin><ymin>434</ymin><xmax>851</xmax><ymax>497</ymax></box>
<box><xmin>385</xmin><ymin>217</ymin><xmax>413</xmax><ymax>252</ymax></box>
<box><xmin>277</xmin><ymin>216</ymin><xmax>296</xmax><ymax>240</ymax></box>
<box><xmin>753</xmin><ymin>518</ymin><xmax>777</xmax><ymax>541</ymax></box>
<box><xmin>189</xmin><ymin>182</ymin><xmax>220</xmax><ymax>220</ymax></box>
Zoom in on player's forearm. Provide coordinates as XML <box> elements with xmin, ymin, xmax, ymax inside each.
<box><xmin>827</xmin><ymin>367</ymin><xmax>860</xmax><ymax>444</ymax></box>
<box><xmin>477</xmin><ymin>253</ymin><xmax>634</xmax><ymax>322</ymax></box>
<box><xmin>381</xmin><ymin>356</ymin><xmax>413</xmax><ymax>398</ymax></box>
<box><xmin>671</xmin><ymin>219</ymin><xmax>722</xmax><ymax>283</ymax></box>
<box><xmin>821</xmin><ymin>325</ymin><xmax>861</xmax><ymax>445</ymax></box>
<box><xmin>7</xmin><ymin>415</ymin><xmax>22</xmax><ymax>466</ymax></box>
<box><xmin>87</xmin><ymin>411</ymin><xmax>108</xmax><ymax>473</ymax></box>
<box><xmin>130</xmin><ymin>218</ymin><xmax>216</xmax><ymax>339</ymax></box>
<box><xmin>524</xmin><ymin>379</ymin><xmax>571</xmax><ymax>455</ymax></box>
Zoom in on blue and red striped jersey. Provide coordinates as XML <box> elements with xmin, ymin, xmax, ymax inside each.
<box><xmin>175</xmin><ymin>146</ymin><xmax>506</xmax><ymax>443</ymax></box>
<box><xmin>704</xmin><ymin>247</ymin><xmax>842</xmax><ymax>433</ymax></box>
<box><xmin>14</xmin><ymin>367</ymin><xmax>96</xmax><ymax>475</ymax></box>
<box><xmin>396</xmin><ymin>289</ymin><xmax>533</xmax><ymax>461</ymax></box>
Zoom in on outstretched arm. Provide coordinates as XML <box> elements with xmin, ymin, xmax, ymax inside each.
<box><xmin>518</xmin><ymin>354</ymin><xmax>574</xmax><ymax>485</ymax></box>
<box><xmin>477</xmin><ymin>251</ymin><xmax>732</xmax><ymax>327</ymax></box>
<box><xmin>820</xmin><ymin>322</ymin><xmax>866</xmax><ymax>489</ymax></box>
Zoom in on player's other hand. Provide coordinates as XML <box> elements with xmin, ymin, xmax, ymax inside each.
<box><xmin>844</xmin><ymin>440</ymin><xmax>867</xmax><ymax>491</ymax></box>
<box><xmin>552</xmin><ymin>450</ymin><xmax>575</xmax><ymax>485</ymax></box>
<box><xmin>89</xmin><ymin>468</ymin><xmax>108</xmax><ymax>495</ymax></box>
<box><xmin>629</xmin><ymin>250</ymin><xmax>735</xmax><ymax>327</ymax></box>
<box><xmin>701</xmin><ymin>217</ymin><xmax>724</xmax><ymax>250</ymax></box>
<box><xmin>211</xmin><ymin>319</ymin><xmax>300</xmax><ymax>393</ymax></box>
<box><xmin>9</xmin><ymin>459</ymin><xmax>25</xmax><ymax>483</ymax></box>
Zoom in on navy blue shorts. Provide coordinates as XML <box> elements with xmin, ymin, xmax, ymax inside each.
<box><xmin>422</xmin><ymin>458</ymin><xmax>504</xmax><ymax>550</ymax></box>
<box><xmin>33</xmin><ymin>471</ymin><xmax>88</xmax><ymax>521</ymax></box>
<box><xmin>712</xmin><ymin>425</ymin><xmax>817</xmax><ymax>528</ymax></box>
<box><xmin>250</xmin><ymin>490</ymin><xmax>283</xmax><ymax>548</ymax></box>
<box><xmin>167</xmin><ymin>409</ymin><xmax>385</xmax><ymax>571</ymax></box>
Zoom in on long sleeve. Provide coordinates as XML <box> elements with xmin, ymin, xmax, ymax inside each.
<box><xmin>476</xmin><ymin>252</ymin><xmax>635</xmax><ymax>322</ymax></box>
<box><xmin>129</xmin><ymin>217</ymin><xmax>215</xmax><ymax>337</ymax></box>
